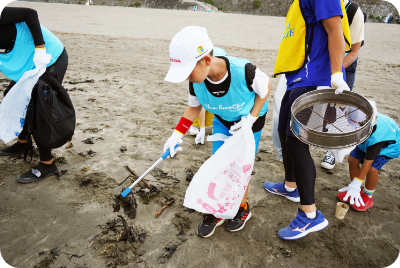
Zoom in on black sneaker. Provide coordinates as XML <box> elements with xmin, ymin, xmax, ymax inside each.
<box><xmin>16</xmin><ymin>162</ymin><xmax>58</xmax><ymax>184</ymax></box>
<box><xmin>225</xmin><ymin>203</ymin><xmax>252</xmax><ymax>232</ymax></box>
<box><xmin>197</xmin><ymin>214</ymin><xmax>225</xmax><ymax>238</ymax></box>
<box><xmin>0</xmin><ymin>142</ymin><xmax>27</xmax><ymax>156</ymax></box>
<box><xmin>321</xmin><ymin>151</ymin><xmax>335</xmax><ymax>170</ymax></box>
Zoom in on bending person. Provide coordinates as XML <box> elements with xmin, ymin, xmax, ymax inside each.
<box><xmin>0</xmin><ymin>7</ymin><xmax>68</xmax><ymax>183</ymax></box>
<box><xmin>264</xmin><ymin>0</ymin><xmax>351</xmax><ymax>240</ymax></box>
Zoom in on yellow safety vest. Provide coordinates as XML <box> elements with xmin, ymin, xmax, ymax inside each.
<box><xmin>273</xmin><ymin>0</ymin><xmax>351</xmax><ymax>77</ymax></box>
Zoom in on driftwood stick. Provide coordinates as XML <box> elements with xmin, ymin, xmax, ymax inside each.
<box><xmin>0</xmin><ymin>182</ymin><xmax>4</xmax><ymax>186</ymax></box>
<box><xmin>125</xmin><ymin>166</ymin><xmax>138</xmax><ymax>177</ymax></box>
<box><xmin>155</xmin><ymin>204</ymin><xmax>169</xmax><ymax>217</ymax></box>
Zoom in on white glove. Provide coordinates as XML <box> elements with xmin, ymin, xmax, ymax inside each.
<box><xmin>229</xmin><ymin>114</ymin><xmax>258</xmax><ymax>134</ymax></box>
<box><xmin>163</xmin><ymin>130</ymin><xmax>183</xmax><ymax>157</ymax></box>
<box><xmin>33</xmin><ymin>48</ymin><xmax>52</xmax><ymax>72</ymax></box>
<box><xmin>338</xmin><ymin>178</ymin><xmax>365</xmax><ymax>207</ymax></box>
<box><xmin>331</xmin><ymin>72</ymin><xmax>350</xmax><ymax>95</ymax></box>
<box><xmin>195</xmin><ymin>127</ymin><xmax>205</xmax><ymax>145</ymax></box>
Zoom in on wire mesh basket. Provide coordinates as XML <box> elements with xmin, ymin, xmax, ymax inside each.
<box><xmin>290</xmin><ymin>89</ymin><xmax>374</xmax><ymax>149</ymax></box>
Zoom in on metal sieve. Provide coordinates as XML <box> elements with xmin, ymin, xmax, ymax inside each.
<box><xmin>290</xmin><ymin>89</ymin><xmax>374</xmax><ymax>149</ymax></box>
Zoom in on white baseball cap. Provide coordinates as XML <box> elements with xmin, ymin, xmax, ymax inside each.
<box><xmin>165</xmin><ymin>26</ymin><xmax>213</xmax><ymax>83</ymax></box>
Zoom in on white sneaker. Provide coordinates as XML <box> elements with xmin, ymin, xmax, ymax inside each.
<box><xmin>321</xmin><ymin>151</ymin><xmax>335</xmax><ymax>170</ymax></box>
<box><xmin>189</xmin><ymin>126</ymin><xmax>200</xmax><ymax>136</ymax></box>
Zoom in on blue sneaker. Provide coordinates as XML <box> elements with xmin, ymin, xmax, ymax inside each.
<box><xmin>263</xmin><ymin>181</ymin><xmax>300</xmax><ymax>202</ymax></box>
<box><xmin>278</xmin><ymin>208</ymin><xmax>329</xmax><ymax>240</ymax></box>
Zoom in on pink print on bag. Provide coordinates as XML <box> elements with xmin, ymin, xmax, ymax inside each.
<box><xmin>207</xmin><ymin>183</ymin><xmax>217</xmax><ymax>200</ymax></box>
<box><xmin>242</xmin><ymin>164</ymin><xmax>252</xmax><ymax>174</ymax></box>
<box><xmin>202</xmin><ymin>203</ymin><xmax>217</xmax><ymax>214</ymax></box>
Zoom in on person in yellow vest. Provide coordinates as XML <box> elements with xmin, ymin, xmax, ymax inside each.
<box><xmin>263</xmin><ymin>0</ymin><xmax>351</xmax><ymax>240</ymax></box>
<box><xmin>188</xmin><ymin>107</ymin><xmax>214</xmax><ymax>145</ymax></box>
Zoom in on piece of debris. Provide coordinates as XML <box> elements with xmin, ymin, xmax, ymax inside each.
<box><xmin>68</xmin><ymin>254</ymin><xmax>84</xmax><ymax>260</ymax></box>
<box><xmin>159</xmin><ymin>245</ymin><xmax>178</xmax><ymax>263</ymax></box>
<box><xmin>139</xmin><ymin>233</ymin><xmax>146</xmax><ymax>243</ymax></box>
<box><xmin>88</xmin><ymin>98</ymin><xmax>96</xmax><ymax>102</ymax></box>
<box><xmin>125</xmin><ymin>166</ymin><xmax>138</xmax><ymax>177</ymax></box>
<box><xmin>255</xmin><ymin>156</ymin><xmax>261</xmax><ymax>162</ymax></box>
<box><xmin>66</xmin><ymin>143</ymin><xmax>73</xmax><ymax>149</ymax></box>
<box><xmin>81</xmin><ymin>166</ymin><xmax>90</xmax><ymax>172</ymax></box>
<box><xmin>100</xmin><ymin>190</ymin><xmax>114</xmax><ymax>200</ymax></box>
<box><xmin>280</xmin><ymin>247</ymin><xmax>292</xmax><ymax>257</ymax></box>
<box><xmin>50</xmin><ymin>247</ymin><xmax>60</xmax><ymax>256</ymax></box>
<box><xmin>82</xmin><ymin>138</ymin><xmax>94</xmax><ymax>144</ymax></box>
<box><xmin>120</xmin><ymin>146</ymin><xmax>127</xmax><ymax>153</ymax></box>
<box><xmin>55</xmin><ymin>157</ymin><xmax>67</xmax><ymax>164</ymax></box>
<box><xmin>83</xmin><ymin>128</ymin><xmax>100</xmax><ymax>133</ymax></box>
<box><xmin>113</xmin><ymin>191</ymin><xmax>137</xmax><ymax>219</ymax></box>
<box><xmin>339</xmin><ymin>222</ymin><xmax>346</xmax><ymax>229</ymax></box>
<box><xmin>34</xmin><ymin>256</ymin><xmax>53</xmax><ymax>268</ymax></box>
<box><xmin>175</xmin><ymin>213</ymin><xmax>191</xmax><ymax>231</ymax></box>
<box><xmin>155</xmin><ymin>197</ymin><xmax>175</xmax><ymax>217</ymax></box>
<box><xmin>38</xmin><ymin>251</ymin><xmax>46</xmax><ymax>256</ymax></box>
<box><xmin>186</xmin><ymin>169</ymin><xmax>194</xmax><ymax>182</ymax></box>
<box><xmin>0</xmin><ymin>182</ymin><xmax>4</xmax><ymax>187</ymax></box>
<box><xmin>57</xmin><ymin>170</ymin><xmax>68</xmax><ymax>180</ymax></box>
<box><xmin>184</xmin><ymin>208</ymin><xmax>195</xmax><ymax>213</ymax></box>
<box><xmin>80</xmin><ymin>179</ymin><xmax>92</xmax><ymax>187</ymax></box>
<box><xmin>118</xmin><ymin>175</ymin><xmax>134</xmax><ymax>186</ymax></box>
<box><xmin>87</xmin><ymin>149</ymin><xmax>96</xmax><ymax>157</ymax></box>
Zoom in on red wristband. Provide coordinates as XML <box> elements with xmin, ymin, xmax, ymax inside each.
<box><xmin>175</xmin><ymin>117</ymin><xmax>193</xmax><ymax>135</ymax></box>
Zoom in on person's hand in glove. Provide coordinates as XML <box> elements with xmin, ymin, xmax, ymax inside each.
<box><xmin>163</xmin><ymin>117</ymin><xmax>193</xmax><ymax>157</ymax></box>
<box><xmin>331</xmin><ymin>72</ymin><xmax>350</xmax><ymax>94</ymax></box>
<box><xmin>338</xmin><ymin>177</ymin><xmax>365</xmax><ymax>207</ymax></box>
<box><xmin>163</xmin><ymin>131</ymin><xmax>183</xmax><ymax>157</ymax></box>
<box><xmin>195</xmin><ymin>127</ymin><xmax>205</xmax><ymax>145</ymax></box>
<box><xmin>229</xmin><ymin>114</ymin><xmax>258</xmax><ymax>134</ymax></box>
<box><xmin>33</xmin><ymin>47</ymin><xmax>52</xmax><ymax>72</ymax></box>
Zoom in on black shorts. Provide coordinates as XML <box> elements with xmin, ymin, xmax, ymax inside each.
<box><xmin>278</xmin><ymin>86</ymin><xmax>317</xmax><ymax>137</ymax></box>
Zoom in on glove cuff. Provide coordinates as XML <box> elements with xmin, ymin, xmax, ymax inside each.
<box><xmin>349</xmin><ymin>177</ymin><xmax>363</xmax><ymax>189</ymax></box>
<box><xmin>331</xmin><ymin>72</ymin><xmax>343</xmax><ymax>77</ymax></box>
<box><xmin>175</xmin><ymin>117</ymin><xmax>193</xmax><ymax>135</ymax></box>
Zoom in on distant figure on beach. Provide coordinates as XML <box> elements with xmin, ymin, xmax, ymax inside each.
<box><xmin>264</xmin><ymin>0</ymin><xmax>351</xmax><ymax>241</ymax></box>
<box><xmin>321</xmin><ymin>0</ymin><xmax>366</xmax><ymax>170</ymax></box>
<box><xmin>0</xmin><ymin>7</ymin><xmax>69</xmax><ymax>184</ymax></box>
<box><xmin>384</xmin><ymin>13</ymin><xmax>393</xmax><ymax>23</ymax></box>
<box><xmin>193</xmin><ymin>5</ymin><xmax>197</xmax><ymax>11</ymax></box>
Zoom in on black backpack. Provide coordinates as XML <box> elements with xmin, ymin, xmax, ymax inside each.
<box><xmin>345</xmin><ymin>1</ymin><xmax>366</xmax><ymax>46</ymax></box>
<box><xmin>25</xmin><ymin>72</ymin><xmax>76</xmax><ymax>161</ymax></box>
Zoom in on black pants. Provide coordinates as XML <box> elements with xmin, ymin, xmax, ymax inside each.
<box><xmin>345</xmin><ymin>59</ymin><xmax>358</xmax><ymax>91</ymax></box>
<box><xmin>4</xmin><ymin>48</ymin><xmax>68</xmax><ymax>161</ymax></box>
<box><xmin>278</xmin><ymin>86</ymin><xmax>317</xmax><ymax>205</ymax></box>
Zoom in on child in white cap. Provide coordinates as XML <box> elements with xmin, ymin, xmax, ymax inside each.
<box><xmin>163</xmin><ymin>26</ymin><xmax>271</xmax><ymax>238</ymax></box>
<box><xmin>338</xmin><ymin>101</ymin><xmax>400</xmax><ymax>211</ymax></box>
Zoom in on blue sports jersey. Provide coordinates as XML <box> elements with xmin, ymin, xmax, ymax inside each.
<box><xmin>286</xmin><ymin>0</ymin><xmax>345</xmax><ymax>90</ymax></box>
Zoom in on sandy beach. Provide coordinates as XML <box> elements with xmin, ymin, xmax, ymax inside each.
<box><xmin>1</xmin><ymin>2</ymin><xmax>400</xmax><ymax>267</ymax></box>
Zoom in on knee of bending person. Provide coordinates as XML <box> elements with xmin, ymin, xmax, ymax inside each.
<box><xmin>348</xmin><ymin>156</ymin><xmax>360</xmax><ymax>166</ymax></box>
<box><xmin>368</xmin><ymin>167</ymin><xmax>379</xmax><ymax>176</ymax></box>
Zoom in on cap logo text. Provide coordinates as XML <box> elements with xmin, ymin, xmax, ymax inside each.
<box><xmin>170</xmin><ymin>58</ymin><xmax>181</xmax><ymax>63</ymax></box>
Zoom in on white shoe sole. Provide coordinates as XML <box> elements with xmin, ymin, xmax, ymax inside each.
<box><xmin>197</xmin><ymin>219</ymin><xmax>225</xmax><ymax>238</ymax></box>
<box><xmin>265</xmin><ymin>188</ymin><xmax>300</xmax><ymax>203</ymax></box>
<box><xmin>321</xmin><ymin>161</ymin><xmax>335</xmax><ymax>170</ymax></box>
<box><xmin>281</xmin><ymin>219</ymin><xmax>329</xmax><ymax>240</ymax></box>
<box><xmin>226</xmin><ymin>211</ymin><xmax>252</xmax><ymax>232</ymax></box>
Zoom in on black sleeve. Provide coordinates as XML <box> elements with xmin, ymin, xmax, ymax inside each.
<box><xmin>245</xmin><ymin>63</ymin><xmax>256</xmax><ymax>92</ymax></box>
<box><xmin>0</xmin><ymin>7</ymin><xmax>45</xmax><ymax>46</ymax></box>
<box><xmin>365</xmin><ymin>141</ymin><xmax>388</xmax><ymax>160</ymax></box>
<box><xmin>189</xmin><ymin>82</ymin><xmax>196</xmax><ymax>96</ymax></box>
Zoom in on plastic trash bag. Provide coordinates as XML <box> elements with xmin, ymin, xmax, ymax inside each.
<box><xmin>183</xmin><ymin>116</ymin><xmax>255</xmax><ymax>219</ymax></box>
<box><xmin>272</xmin><ymin>74</ymin><xmax>287</xmax><ymax>161</ymax></box>
<box><xmin>0</xmin><ymin>68</ymin><xmax>45</xmax><ymax>143</ymax></box>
